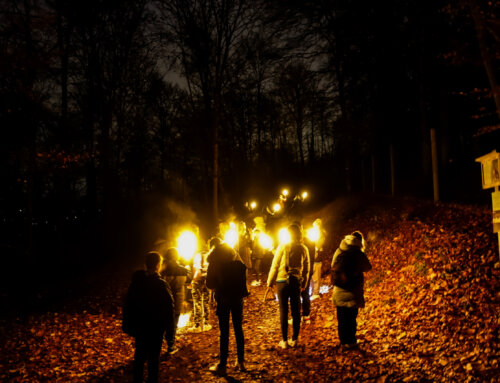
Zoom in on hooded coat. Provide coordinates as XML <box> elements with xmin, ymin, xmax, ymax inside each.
<box><xmin>331</xmin><ymin>235</ymin><xmax>372</xmax><ymax>308</ymax></box>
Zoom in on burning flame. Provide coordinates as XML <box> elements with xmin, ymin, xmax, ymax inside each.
<box><xmin>224</xmin><ymin>222</ymin><xmax>238</xmax><ymax>248</ymax></box>
<box><xmin>250</xmin><ymin>201</ymin><xmax>257</xmax><ymax>210</ymax></box>
<box><xmin>177</xmin><ymin>230</ymin><xmax>197</xmax><ymax>262</ymax></box>
<box><xmin>307</xmin><ymin>226</ymin><xmax>320</xmax><ymax>243</ymax></box>
<box><xmin>278</xmin><ymin>227</ymin><xmax>291</xmax><ymax>245</ymax></box>
<box><xmin>272</xmin><ymin>203</ymin><xmax>281</xmax><ymax>213</ymax></box>
<box><xmin>301</xmin><ymin>191</ymin><xmax>308</xmax><ymax>200</ymax></box>
<box><xmin>258</xmin><ymin>232</ymin><xmax>273</xmax><ymax>250</ymax></box>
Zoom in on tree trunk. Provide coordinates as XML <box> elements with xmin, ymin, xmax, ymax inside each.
<box><xmin>212</xmin><ymin>110</ymin><xmax>219</xmax><ymax>224</ymax></box>
<box><xmin>469</xmin><ymin>0</ymin><xmax>500</xmax><ymax>120</ymax></box>
<box><xmin>431</xmin><ymin>128</ymin><xmax>440</xmax><ymax>202</ymax></box>
<box><xmin>371</xmin><ymin>154</ymin><xmax>376</xmax><ymax>193</ymax></box>
<box><xmin>390</xmin><ymin>144</ymin><xmax>395</xmax><ymax>197</ymax></box>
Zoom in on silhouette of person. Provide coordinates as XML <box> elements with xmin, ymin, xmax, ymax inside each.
<box><xmin>206</xmin><ymin>237</ymin><xmax>249</xmax><ymax>376</ymax></box>
<box><xmin>123</xmin><ymin>251</ymin><xmax>174</xmax><ymax>383</ymax></box>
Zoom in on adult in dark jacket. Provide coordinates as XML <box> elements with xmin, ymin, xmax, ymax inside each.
<box><xmin>331</xmin><ymin>231</ymin><xmax>371</xmax><ymax>347</ymax></box>
<box><xmin>123</xmin><ymin>251</ymin><xmax>175</xmax><ymax>383</ymax></box>
<box><xmin>206</xmin><ymin>237</ymin><xmax>249</xmax><ymax>376</ymax></box>
<box><xmin>161</xmin><ymin>247</ymin><xmax>191</xmax><ymax>354</ymax></box>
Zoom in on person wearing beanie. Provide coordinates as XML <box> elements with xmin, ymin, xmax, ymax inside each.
<box><xmin>330</xmin><ymin>231</ymin><xmax>371</xmax><ymax>348</ymax></box>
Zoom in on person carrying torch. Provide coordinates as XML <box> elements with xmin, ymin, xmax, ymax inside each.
<box><xmin>189</xmin><ymin>245</ymin><xmax>212</xmax><ymax>332</ymax></box>
<box><xmin>266</xmin><ymin>224</ymin><xmax>310</xmax><ymax>349</ymax></box>
<box><xmin>308</xmin><ymin>218</ymin><xmax>326</xmax><ymax>300</ymax></box>
<box><xmin>161</xmin><ymin>247</ymin><xmax>191</xmax><ymax>354</ymax></box>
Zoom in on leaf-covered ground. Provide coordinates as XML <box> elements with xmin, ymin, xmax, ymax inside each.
<box><xmin>1</xmin><ymin>197</ymin><xmax>499</xmax><ymax>382</ymax></box>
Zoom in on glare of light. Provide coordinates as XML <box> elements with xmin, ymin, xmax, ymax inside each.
<box><xmin>272</xmin><ymin>203</ymin><xmax>281</xmax><ymax>213</ymax></box>
<box><xmin>282</xmin><ymin>189</ymin><xmax>289</xmax><ymax>197</ymax></box>
<box><xmin>301</xmin><ymin>191</ymin><xmax>308</xmax><ymax>200</ymax></box>
<box><xmin>319</xmin><ymin>285</ymin><xmax>330</xmax><ymax>294</ymax></box>
<box><xmin>258</xmin><ymin>232</ymin><xmax>273</xmax><ymax>250</ymax></box>
<box><xmin>307</xmin><ymin>226</ymin><xmax>320</xmax><ymax>243</ymax></box>
<box><xmin>250</xmin><ymin>201</ymin><xmax>257</xmax><ymax>210</ymax></box>
<box><xmin>224</xmin><ymin>222</ymin><xmax>239</xmax><ymax>248</ymax></box>
<box><xmin>177</xmin><ymin>313</ymin><xmax>190</xmax><ymax>328</ymax></box>
<box><xmin>177</xmin><ymin>230</ymin><xmax>197</xmax><ymax>262</ymax></box>
<box><xmin>278</xmin><ymin>227</ymin><xmax>291</xmax><ymax>245</ymax></box>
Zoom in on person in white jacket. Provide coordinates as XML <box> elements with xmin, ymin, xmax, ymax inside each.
<box><xmin>331</xmin><ymin>231</ymin><xmax>371</xmax><ymax>347</ymax></box>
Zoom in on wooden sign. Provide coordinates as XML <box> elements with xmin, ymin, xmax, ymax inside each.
<box><xmin>493</xmin><ymin>190</ymin><xmax>500</xmax><ymax>212</ymax></box>
<box><xmin>475</xmin><ymin>150</ymin><xmax>500</xmax><ymax>190</ymax></box>
<box><xmin>493</xmin><ymin>211</ymin><xmax>500</xmax><ymax>233</ymax></box>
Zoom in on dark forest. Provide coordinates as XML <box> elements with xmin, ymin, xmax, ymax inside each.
<box><xmin>0</xmin><ymin>1</ymin><xmax>499</xmax><ymax>381</ymax></box>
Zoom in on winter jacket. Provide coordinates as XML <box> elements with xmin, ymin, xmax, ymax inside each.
<box><xmin>122</xmin><ymin>270</ymin><xmax>175</xmax><ymax>337</ymax></box>
<box><xmin>331</xmin><ymin>235</ymin><xmax>372</xmax><ymax>308</ymax></box>
<box><xmin>206</xmin><ymin>243</ymin><xmax>249</xmax><ymax>302</ymax></box>
<box><xmin>267</xmin><ymin>242</ymin><xmax>310</xmax><ymax>289</ymax></box>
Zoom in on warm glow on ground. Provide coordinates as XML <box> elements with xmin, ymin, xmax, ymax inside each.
<box><xmin>177</xmin><ymin>313</ymin><xmax>190</xmax><ymax>328</ymax></box>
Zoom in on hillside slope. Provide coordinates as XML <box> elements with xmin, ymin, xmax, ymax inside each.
<box><xmin>1</xmin><ymin>196</ymin><xmax>499</xmax><ymax>382</ymax></box>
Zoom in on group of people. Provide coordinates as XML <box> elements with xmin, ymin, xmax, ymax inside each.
<box><xmin>123</xmin><ymin>221</ymin><xmax>371</xmax><ymax>382</ymax></box>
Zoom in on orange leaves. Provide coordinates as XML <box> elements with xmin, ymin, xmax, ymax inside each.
<box><xmin>1</xmin><ymin>198</ymin><xmax>499</xmax><ymax>382</ymax></box>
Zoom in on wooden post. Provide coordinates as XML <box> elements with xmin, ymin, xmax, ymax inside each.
<box><xmin>371</xmin><ymin>154</ymin><xmax>376</xmax><ymax>193</ymax></box>
<box><xmin>390</xmin><ymin>145</ymin><xmax>395</xmax><ymax>197</ymax></box>
<box><xmin>495</xmin><ymin>186</ymin><xmax>500</xmax><ymax>263</ymax></box>
<box><xmin>431</xmin><ymin>128</ymin><xmax>439</xmax><ymax>202</ymax></box>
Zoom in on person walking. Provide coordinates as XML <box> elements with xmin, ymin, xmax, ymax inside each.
<box><xmin>331</xmin><ymin>231</ymin><xmax>372</xmax><ymax>348</ymax></box>
<box><xmin>309</xmin><ymin>218</ymin><xmax>326</xmax><ymax>300</ymax></box>
<box><xmin>188</xmin><ymin>247</ymin><xmax>212</xmax><ymax>332</ymax></box>
<box><xmin>206</xmin><ymin>237</ymin><xmax>249</xmax><ymax>376</ymax></box>
<box><xmin>122</xmin><ymin>251</ymin><xmax>174</xmax><ymax>383</ymax></box>
<box><xmin>267</xmin><ymin>224</ymin><xmax>310</xmax><ymax>349</ymax></box>
<box><xmin>161</xmin><ymin>247</ymin><xmax>190</xmax><ymax>354</ymax></box>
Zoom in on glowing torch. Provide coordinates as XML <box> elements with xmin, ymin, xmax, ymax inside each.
<box><xmin>177</xmin><ymin>230</ymin><xmax>198</xmax><ymax>262</ymax></box>
<box><xmin>307</xmin><ymin>226</ymin><xmax>320</xmax><ymax>243</ymax></box>
<box><xmin>224</xmin><ymin>222</ymin><xmax>238</xmax><ymax>249</ymax></box>
<box><xmin>258</xmin><ymin>232</ymin><xmax>274</xmax><ymax>250</ymax></box>
<box><xmin>278</xmin><ymin>227</ymin><xmax>291</xmax><ymax>245</ymax></box>
<box><xmin>272</xmin><ymin>203</ymin><xmax>281</xmax><ymax>213</ymax></box>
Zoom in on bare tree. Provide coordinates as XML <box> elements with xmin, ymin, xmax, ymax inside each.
<box><xmin>156</xmin><ymin>0</ymin><xmax>262</xmax><ymax>223</ymax></box>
